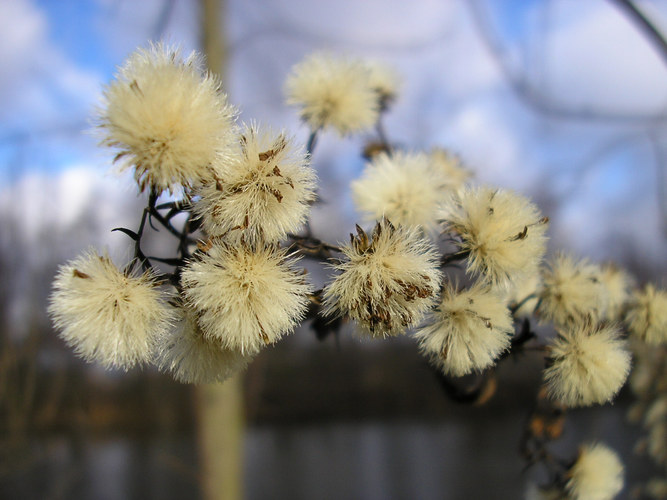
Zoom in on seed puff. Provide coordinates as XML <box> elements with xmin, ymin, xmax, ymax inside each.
<box><xmin>544</xmin><ymin>321</ymin><xmax>631</xmax><ymax>407</ymax></box>
<box><xmin>352</xmin><ymin>151</ymin><xmax>448</xmax><ymax>233</ymax></box>
<box><xmin>538</xmin><ymin>254</ymin><xmax>609</xmax><ymax>327</ymax></box>
<box><xmin>181</xmin><ymin>241</ymin><xmax>311</xmax><ymax>354</ymax></box>
<box><xmin>284</xmin><ymin>52</ymin><xmax>379</xmax><ymax>136</ymax></box>
<box><xmin>323</xmin><ymin>219</ymin><xmax>441</xmax><ymax>338</ymax></box>
<box><xmin>194</xmin><ymin>124</ymin><xmax>317</xmax><ymax>244</ymax></box>
<box><xmin>566</xmin><ymin>443</ymin><xmax>624</xmax><ymax>500</ymax></box>
<box><xmin>626</xmin><ymin>284</ymin><xmax>667</xmax><ymax>345</ymax></box>
<box><xmin>415</xmin><ymin>280</ymin><xmax>513</xmax><ymax>376</ymax></box>
<box><xmin>154</xmin><ymin>306</ymin><xmax>253</xmax><ymax>384</ymax></box>
<box><xmin>49</xmin><ymin>249</ymin><xmax>174</xmax><ymax>370</ymax></box>
<box><xmin>440</xmin><ymin>186</ymin><xmax>548</xmax><ymax>288</ymax></box>
<box><xmin>99</xmin><ymin>43</ymin><xmax>237</xmax><ymax>194</ymax></box>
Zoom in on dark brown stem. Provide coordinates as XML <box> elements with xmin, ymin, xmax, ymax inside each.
<box><xmin>288</xmin><ymin>233</ymin><xmax>341</xmax><ymax>259</ymax></box>
<box><xmin>306</xmin><ymin>129</ymin><xmax>319</xmax><ymax>157</ymax></box>
<box><xmin>440</xmin><ymin>249</ymin><xmax>469</xmax><ymax>267</ymax></box>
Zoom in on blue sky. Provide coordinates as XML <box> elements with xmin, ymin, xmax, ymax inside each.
<box><xmin>1</xmin><ymin>0</ymin><xmax>666</xmax><ymax>274</ymax></box>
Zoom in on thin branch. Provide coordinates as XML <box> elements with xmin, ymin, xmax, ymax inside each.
<box><xmin>306</xmin><ymin>129</ymin><xmax>319</xmax><ymax>157</ymax></box>
<box><xmin>609</xmin><ymin>0</ymin><xmax>667</xmax><ymax>68</ymax></box>
<box><xmin>467</xmin><ymin>0</ymin><xmax>667</xmax><ymax>123</ymax></box>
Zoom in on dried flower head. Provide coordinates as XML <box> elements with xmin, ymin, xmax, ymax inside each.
<box><xmin>49</xmin><ymin>250</ymin><xmax>174</xmax><ymax>369</ymax></box>
<box><xmin>323</xmin><ymin>219</ymin><xmax>441</xmax><ymax>338</ymax></box>
<box><xmin>284</xmin><ymin>52</ymin><xmax>379</xmax><ymax>135</ymax></box>
<box><xmin>352</xmin><ymin>151</ymin><xmax>447</xmax><ymax>232</ymax></box>
<box><xmin>181</xmin><ymin>242</ymin><xmax>311</xmax><ymax>354</ymax></box>
<box><xmin>626</xmin><ymin>284</ymin><xmax>667</xmax><ymax>345</ymax></box>
<box><xmin>99</xmin><ymin>43</ymin><xmax>237</xmax><ymax>193</ymax></box>
<box><xmin>415</xmin><ymin>281</ymin><xmax>513</xmax><ymax>376</ymax></box>
<box><xmin>195</xmin><ymin>124</ymin><xmax>317</xmax><ymax>244</ymax></box>
<box><xmin>440</xmin><ymin>186</ymin><xmax>549</xmax><ymax>288</ymax></box>
<box><xmin>599</xmin><ymin>263</ymin><xmax>633</xmax><ymax>322</ymax></box>
<box><xmin>544</xmin><ymin>322</ymin><xmax>631</xmax><ymax>407</ymax></box>
<box><xmin>429</xmin><ymin>148</ymin><xmax>472</xmax><ymax>192</ymax></box>
<box><xmin>155</xmin><ymin>306</ymin><xmax>253</xmax><ymax>384</ymax></box>
<box><xmin>366</xmin><ymin>60</ymin><xmax>400</xmax><ymax>111</ymax></box>
<box><xmin>538</xmin><ymin>254</ymin><xmax>609</xmax><ymax>327</ymax></box>
<box><xmin>566</xmin><ymin>443</ymin><xmax>624</xmax><ymax>500</ymax></box>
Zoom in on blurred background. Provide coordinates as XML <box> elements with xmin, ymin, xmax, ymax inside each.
<box><xmin>0</xmin><ymin>0</ymin><xmax>666</xmax><ymax>498</ymax></box>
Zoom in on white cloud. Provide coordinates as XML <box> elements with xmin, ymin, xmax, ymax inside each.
<box><xmin>0</xmin><ymin>0</ymin><xmax>101</xmax><ymax>130</ymax></box>
<box><xmin>542</xmin><ymin>0</ymin><xmax>667</xmax><ymax>114</ymax></box>
<box><xmin>0</xmin><ymin>165</ymin><xmax>139</xmax><ymax>263</ymax></box>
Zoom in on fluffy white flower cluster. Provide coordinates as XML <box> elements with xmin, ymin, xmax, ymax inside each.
<box><xmin>51</xmin><ymin>44</ymin><xmax>317</xmax><ymax>384</ymax></box>
<box><xmin>47</xmin><ymin>43</ymin><xmax>667</xmax><ymax>497</ymax></box>
<box><xmin>51</xmin><ymin>42</ymin><xmax>664</xmax><ymax>447</ymax></box>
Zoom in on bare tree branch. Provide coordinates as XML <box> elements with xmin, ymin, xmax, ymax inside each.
<box><xmin>608</xmin><ymin>0</ymin><xmax>667</xmax><ymax>68</ymax></box>
<box><xmin>467</xmin><ymin>0</ymin><xmax>667</xmax><ymax>123</ymax></box>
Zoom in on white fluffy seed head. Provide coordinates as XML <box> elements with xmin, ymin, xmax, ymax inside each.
<box><xmin>538</xmin><ymin>254</ymin><xmax>609</xmax><ymax>327</ymax></box>
<box><xmin>99</xmin><ymin>43</ymin><xmax>237</xmax><ymax>194</ymax></box>
<box><xmin>284</xmin><ymin>52</ymin><xmax>379</xmax><ymax>135</ymax></box>
<box><xmin>626</xmin><ymin>284</ymin><xmax>667</xmax><ymax>345</ymax></box>
<box><xmin>352</xmin><ymin>151</ymin><xmax>448</xmax><ymax>233</ymax></box>
<box><xmin>566</xmin><ymin>443</ymin><xmax>624</xmax><ymax>500</ymax></box>
<box><xmin>194</xmin><ymin>124</ymin><xmax>317</xmax><ymax>244</ymax></box>
<box><xmin>544</xmin><ymin>322</ymin><xmax>631</xmax><ymax>407</ymax></box>
<box><xmin>440</xmin><ymin>186</ymin><xmax>549</xmax><ymax>289</ymax></box>
<box><xmin>429</xmin><ymin>148</ymin><xmax>472</xmax><ymax>192</ymax></box>
<box><xmin>154</xmin><ymin>306</ymin><xmax>253</xmax><ymax>384</ymax></box>
<box><xmin>323</xmin><ymin>219</ymin><xmax>442</xmax><ymax>338</ymax></box>
<box><xmin>366</xmin><ymin>60</ymin><xmax>401</xmax><ymax>111</ymax></box>
<box><xmin>415</xmin><ymin>280</ymin><xmax>513</xmax><ymax>377</ymax></box>
<box><xmin>48</xmin><ymin>250</ymin><xmax>175</xmax><ymax>370</ymax></box>
<box><xmin>599</xmin><ymin>264</ymin><xmax>634</xmax><ymax>322</ymax></box>
<box><xmin>181</xmin><ymin>242</ymin><xmax>312</xmax><ymax>354</ymax></box>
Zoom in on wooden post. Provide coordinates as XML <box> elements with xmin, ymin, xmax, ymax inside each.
<box><xmin>197</xmin><ymin>1</ymin><xmax>244</xmax><ymax>499</ymax></box>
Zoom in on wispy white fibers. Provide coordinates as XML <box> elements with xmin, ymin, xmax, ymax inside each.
<box><xmin>323</xmin><ymin>219</ymin><xmax>441</xmax><ymax>338</ymax></box>
<box><xmin>181</xmin><ymin>242</ymin><xmax>311</xmax><ymax>354</ymax></box>
<box><xmin>416</xmin><ymin>280</ymin><xmax>513</xmax><ymax>376</ymax></box>
<box><xmin>544</xmin><ymin>321</ymin><xmax>631</xmax><ymax>407</ymax></box>
<box><xmin>49</xmin><ymin>250</ymin><xmax>174</xmax><ymax>369</ymax></box>
<box><xmin>99</xmin><ymin>43</ymin><xmax>237</xmax><ymax>193</ymax></box>
<box><xmin>195</xmin><ymin>124</ymin><xmax>317</xmax><ymax>244</ymax></box>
